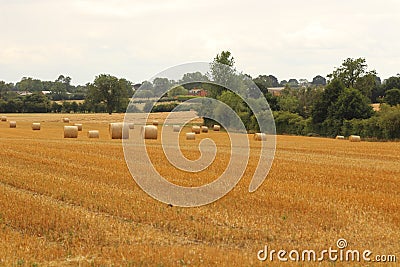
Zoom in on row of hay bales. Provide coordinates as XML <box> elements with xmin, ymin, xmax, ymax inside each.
<box><xmin>1</xmin><ymin>120</ymin><xmax>41</xmax><ymax>130</ymax></box>
<box><xmin>336</xmin><ymin>135</ymin><xmax>362</xmax><ymax>142</ymax></box>
<box><xmin>184</xmin><ymin>125</ymin><xmax>220</xmax><ymax>140</ymax></box>
<box><xmin>2</xmin><ymin>115</ymin><xmax>269</xmax><ymax>142</ymax></box>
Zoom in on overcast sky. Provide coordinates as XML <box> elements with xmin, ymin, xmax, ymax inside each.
<box><xmin>1</xmin><ymin>0</ymin><xmax>399</xmax><ymax>85</ymax></box>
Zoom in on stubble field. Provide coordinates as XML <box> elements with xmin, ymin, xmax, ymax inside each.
<box><xmin>0</xmin><ymin>113</ymin><xmax>399</xmax><ymax>266</ymax></box>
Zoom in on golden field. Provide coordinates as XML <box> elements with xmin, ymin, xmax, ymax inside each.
<box><xmin>0</xmin><ymin>113</ymin><xmax>399</xmax><ymax>266</ymax></box>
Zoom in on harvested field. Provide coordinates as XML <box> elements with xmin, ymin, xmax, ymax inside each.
<box><xmin>0</xmin><ymin>113</ymin><xmax>398</xmax><ymax>266</ymax></box>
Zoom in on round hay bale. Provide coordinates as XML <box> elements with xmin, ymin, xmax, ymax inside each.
<box><xmin>201</xmin><ymin>126</ymin><xmax>209</xmax><ymax>133</ymax></box>
<box><xmin>152</xmin><ymin>120</ymin><xmax>159</xmax><ymax>126</ymax></box>
<box><xmin>128</xmin><ymin>123</ymin><xmax>134</xmax><ymax>129</ymax></box>
<box><xmin>336</xmin><ymin>135</ymin><xmax>345</xmax><ymax>140</ymax></box>
<box><xmin>64</xmin><ymin>126</ymin><xmax>78</xmax><ymax>138</ymax></box>
<box><xmin>87</xmin><ymin>130</ymin><xmax>99</xmax><ymax>138</ymax></box>
<box><xmin>1</xmin><ymin>116</ymin><xmax>7</xmax><ymax>122</ymax></box>
<box><xmin>192</xmin><ymin>126</ymin><xmax>201</xmax><ymax>134</ymax></box>
<box><xmin>9</xmin><ymin>121</ymin><xmax>16</xmax><ymax>128</ymax></box>
<box><xmin>254</xmin><ymin>133</ymin><xmax>267</xmax><ymax>141</ymax></box>
<box><xmin>109</xmin><ymin>123</ymin><xmax>129</xmax><ymax>139</ymax></box>
<box><xmin>62</xmin><ymin>118</ymin><xmax>70</xmax><ymax>123</ymax></box>
<box><xmin>141</xmin><ymin>125</ymin><xmax>158</xmax><ymax>139</ymax></box>
<box><xmin>349</xmin><ymin>135</ymin><xmax>361</xmax><ymax>142</ymax></box>
<box><xmin>213</xmin><ymin>125</ymin><xmax>221</xmax><ymax>131</ymax></box>
<box><xmin>74</xmin><ymin>123</ymin><xmax>83</xmax><ymax>131</ymax></box>
<box><xmin>32</xmin><ymin>123</ymin><xmax>41</xmax><ymax>130</ymax></box>
<box><xmin>173</xmin><ymin>125</ymin><xmax>180</xmax><ymax>132</ymax></box>
<box><xmin>186</xmin><ymin>132</ymin><xmax>196</xmax><ymax>140</ymax></box>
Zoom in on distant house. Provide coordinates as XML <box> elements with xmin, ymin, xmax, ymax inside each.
<box><xmin>16</xmin><ymin>91</ymin><xmax>32</xmax><ymax>96</ymax></box>
<box><xmin>267</xmin><ymin>87</ymin><xmax>285</xmax><ymax>96</ymax></box>
<box><xmin>41</xmin><ymin>91</ymin><xmax>52</xmax><ymax>95</ymax></box>
<box><xmin>189</xmin><ymin>88</ymin><xmax>207</xmax><ymax>97</ymax></box>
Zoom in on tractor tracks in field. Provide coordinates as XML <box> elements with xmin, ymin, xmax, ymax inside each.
<box><xmin>0</xmin><ymin>180</ymin><xmax>205</xmax><ymax>247</ymax></box>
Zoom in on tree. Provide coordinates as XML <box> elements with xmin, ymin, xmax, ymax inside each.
<box><xmin>253</xmin><ymin>75</ymin><xmax>280</xmax><ymax>95</ymax></box>
<box><xmin>213</xmin><ymin>50</ymin><xmax>234</xmax><ymax>67</ymax></box>
<box><xmin>327</xmin><ymin>58</ymin><xmax>376</xmax><ymax>98</ymax></box>
<box><xmin>86</xmin><ymin>74</ymin><xmax>130</xmax><ymax>114</ymax></box>
<box><xmin>383</xmin><ymin>75</ymin><xmax>400</xmax><ymax>91</ymax></box>
<box><xmin>180</xmin><ymin>71</ymin><xmax>209</xmax><ymax>89</ymax></box>
<box><xmin>153</xmin><ymin>77</ymin><xmax>171</xmax><ymax>97</ymax></box>
<box><xmin>168</xmin><ymin>85</ymin><xmax>188</xmax><ymax>97</ymax></box>
<box><xmin>277</xmin><ymin>94</ymin><xmax>299</xmax><ymax>113</ymax></box>
<box><xmin>311</xmin><ymin>79</ymin><xmax>345</xmax><ymax>123</ymax></box>
<box><xmin>311</xmin><ymin>75</ymin><xmax>326</xmax><ymax>86</ymax></box>
<box><xmin>385</xmin><ymin>88</ymin><xmax>400</xmax><ymax>106</ymax></box>
<box><xmin>16</xmin><ymin>77</ymin><xmax>44</xmax><ymax>92</ymax></box>
<box><xmin>22</xmin><ymin>92</ymin><xmax>50</xmax><ymax>113</ymax></box>
<box><xmin>207</xmin><ymin>50</ymin><xmax>237</xmax><ymax>98</ymax></box>
<box><xmin>288</xmin><ymin>79</ymin><xmax>299</xmax><ymax>87</ymax></box>
<box><xmin>333</xmin><ymin>88</ymin><xmax>373</xmax><ymax>120</ymax></box>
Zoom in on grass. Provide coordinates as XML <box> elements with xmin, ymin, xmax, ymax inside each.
<box><xmin>0</xmin><ymin>113</ymin><xmax>398</xmax><ymax>266</ymax></box>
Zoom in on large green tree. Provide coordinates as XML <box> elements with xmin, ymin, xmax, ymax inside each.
<box><xmin>333</xmin><ymin>88</ymin><xmax>373</xmax><ymax>120</ymax></box>
<box><xmin>385</xmin><ymin>88</ymin><xmax>400</xmax><ymax>106</ymax></box>
<box><xmin>86</xmin><ymin>74</ymin><xmax>131</xmax><ymax>114</ymax></box>
<box><xmin>327</xmin><ymin>58</ymin><xmax>378</xmax><ymax>100</ymax></box>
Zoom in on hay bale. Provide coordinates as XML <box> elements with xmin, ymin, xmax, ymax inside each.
<box><xmin>62</xmin><ymin>118</ymin><xmax>70</xmax><ymax>123</ymax></box>
<box><xmin>109</xmin><ymin>123</ymin><xmax>129</xmax><ymax>139</ymax></box>
<box><xmin>128</xmin><ymin>123</ymin><xmax>134</xmax><ymax>129</ymax></box>
<box><xmin>254</xmin><ymin>133</ymin><xmax>267</xmax><ymax>141</ymax></box>
<box><xmin>213</xmin><ymin>125</ymin><xmax>220</xmax><ymax>131</ymax></box>
<box><xmin>1</xmin><ymin>116</ymin><xmax>7</xmax><ymax>122</ymax></box>
<box><xmin>349</xmin><ymin>135</ymin><xmax>361</xmax><ymax>142</ymax></box>
<box><xmin>87</xmin><ymin>130</ymin><xmax>99</xmax><ymax>138</ymax></box>
<box><xmin>192</xmin><ymin>126</ymin><xmax>201</xmax><ymax>134</ymax></box>
<box><xmin>32</xmin><ymin>123</ymin><xmax>41</xmax><ymax>130</ymax></box>
<box><xmin>64</xmin><ymin>126</ymin><xmax>78</xmax><ymax>138</ymax></box>
<box><xmin>336</xmin><ymin>135</ymin><xmax>345</xmax><ymax>140</ymax></box>
<box><xmin>141</xmin><ymin>125</ymin><xmax>158</xmax><ymax>139</ymax></box>
<box><xmin>74</xmin><ymin>123</ymin><xmax>83</xmax><ymax>131</ymax></box>
<box><xmin>9</xmin><ymin>121</ymin><xmax>16</xmax><ymax>128</ymax></box>
<box><xmin>186</xmin><ymin>132</ymin><xmax>196</xmax><ymax>140</ymax></box>
<box><xmin>152</xmin><ymin>120</ymin><xmax>159</xmax><ymax>126</ymax></box>
<box><xmin>201</xmin><ymin>126</ymin><xmax>209</xmax><ymax>133</ymax></box>
<box><xmin>173</xmin><ymin>125</ymin><xmax>180</xmax><ymax>132</ymax></box>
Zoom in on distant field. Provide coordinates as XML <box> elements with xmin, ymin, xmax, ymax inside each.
<box><xmin>0</xmin><ymin>113</ymin><xmax>399</xmax><ymax>266</ymax></box>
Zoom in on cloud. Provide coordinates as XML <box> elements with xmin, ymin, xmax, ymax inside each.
<box><xmin>0</xmin><ymin>0</ymin><xmax>399</xmax><ymax>84</ymax></box>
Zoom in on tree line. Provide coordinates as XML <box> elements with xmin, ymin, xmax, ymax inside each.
<box><xmin>0</xmin><ymin>51</ymin><xmax>400</xmax><ymax>139</ymax></box>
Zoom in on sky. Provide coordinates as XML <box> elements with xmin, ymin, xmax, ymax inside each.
<box><xmin>0</xmin><ymin>0</ymin><xmax>399</xmax><ymax>85</ymax></box>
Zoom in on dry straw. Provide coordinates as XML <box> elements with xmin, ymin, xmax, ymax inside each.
<box><xmin>9</xmin><ymin>121</ymin><xmax>16</xmax><ymax>128</ymax></box>
<box><xmin>213</xmin><ymin>125</ymin><xmax>221</xmax><ymax>131</ymax></box>
<box><xmin>173</xmin><ymin>125</ymin><xmax>180</xmax><ymax>132</ymax></box>
<box><xmin>186</xmin><ymin>132</ymin><xmax>196</xmax><ymax>140</ymax></box>
<box><xmin>109</xmin><ymin>123</ymin><xmax>129</xmax><ymax>139</ymax></box>
<box><xmin>192</xmin><ymin>126</ymin><xmax>201</xmax><ymax>134</ymax></box>
<box><xmin>254</xmin><ymin>133</ymin><xmax>267</xmax><ymax>141</ymax></box>
<box><xmin>64</xmin><ymin>126</ymin><xmax>78</xmax><ymax>138</ymax></box>
<box><xmin>1</xmin><ymin>116</ymin><xmax>7</xmax><ymax>122</ymax></box>
<box><xmin>87</xmin><ymin>130</ymin><xmax>99</xmax><ymax>138</ymax></box>
<box><xmin>74</xmin><ymin>123</ymin><xmax>83</xmax><ymax>131</ymax></box>
<box><xmin>201</xmin><ymin>126</ymin><xmax>209</xmax><ymax>133</ymax></box>
<box><xmin>63</xmin><ymin>118</ymin><xmax>70</xmax><ymax>123</ymax></box>
<box><xmin>152</xmin><ymin>120</ymin><xmax>159</xmax><ymax>126</ymax></box>
<box><xmin>32</xmin><ymin>123</ymin><xmax>41</xmax><ymax>130</ymax></box>
<box><xmin>141</xmin><ymin>125</ymin><xmax>158</xmax><ymax>139</ymax></box>
<box><xmin>349</xmin><ymin>135</ymin><xmax>361</xmax><ymax>142</ymax></box>
<box><xmin>336</xmin><ymin>135</ymin><xmax>345</xmax><ymax>140</ymax></box>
